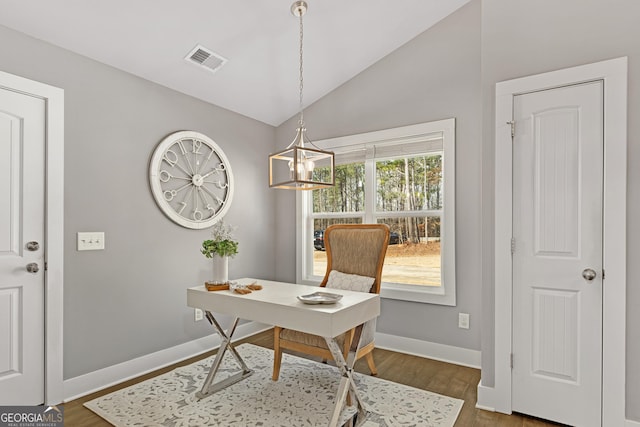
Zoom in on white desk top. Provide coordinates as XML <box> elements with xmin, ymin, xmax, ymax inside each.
<box><xmin>187</xmin><ymin>278</ymin><xmax>380</xmax><ymax>338</ymax></box>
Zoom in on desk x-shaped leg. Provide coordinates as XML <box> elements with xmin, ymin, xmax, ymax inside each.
<box><xmin>195</xmin><ymin>311</ymin><xmax>253</xmax><ymax>399</ymax></box>
<box><xmin>324</xmin><ymin>323</ymin><xmax>370</xmax><ymax>427</ymax></box>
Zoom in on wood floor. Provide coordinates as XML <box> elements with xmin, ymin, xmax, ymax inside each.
<box><xmin>64</xmin><ymin>329</ymin><xmax>565</xmax><ymax>426</ymax></box>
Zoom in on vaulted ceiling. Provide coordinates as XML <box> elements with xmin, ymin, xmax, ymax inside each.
<box><xmin>0</xmin><ymin>0</ymin><xmax>470</xmax><ymax>126</ymax></box>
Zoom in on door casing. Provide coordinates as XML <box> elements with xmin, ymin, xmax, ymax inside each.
<box><xmin>491</xmin><ymin>57</ymin><xmax>627</xmax><ymax>426</ymax></box>
<box><xmin>0</xmin><ymin>71</ymin><xmax>64</xmax><ymax>405</ymax></box>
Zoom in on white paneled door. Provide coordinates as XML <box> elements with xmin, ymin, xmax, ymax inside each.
<box><xmin>0</xmin><ymin>87</ymin><xmax>46</xmax><ymax>404</ymax></box>
<box><xmin>512</xmin><ymin>81</ymin><xmax>603</xmax><ymax>426</ymax></box>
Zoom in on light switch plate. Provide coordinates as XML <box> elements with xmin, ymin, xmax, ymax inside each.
<box><xmin>77</xmin><ymin>232</ymin><xmax>105</xmax><ymax>251</ymax></box>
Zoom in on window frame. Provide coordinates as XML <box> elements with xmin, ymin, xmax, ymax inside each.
<box><xmin>296</xmin><ymin>118</ymin><xmax>456</xmax><ymax>306</ymax></box>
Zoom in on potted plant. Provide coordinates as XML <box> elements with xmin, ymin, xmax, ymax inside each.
<box><xmin>201</xmin><ymin>220</ymin><xmax>238</xmax><ymax>285</ymax></box>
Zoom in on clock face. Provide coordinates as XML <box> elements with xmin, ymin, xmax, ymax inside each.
<box><xmin>149</xmin><ymin>131</ymin><xmax>234</xmax><ymax>229</ymax></box>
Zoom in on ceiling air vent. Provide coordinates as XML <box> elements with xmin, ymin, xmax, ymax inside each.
<box><xmin>184</xmin><ymin>45</ymin><xmax>227</xmax><ymax>74</ymax></box>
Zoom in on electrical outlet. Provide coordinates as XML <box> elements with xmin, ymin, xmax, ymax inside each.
<box><xmin>458</xmin><ymin>313</ymin><xmax>470</xmax><ymax>329</ymax></box>
<box><xmin>194</xmin><ymin>308</ymin><xmax>204</xmax><ymax>322</ymax></box>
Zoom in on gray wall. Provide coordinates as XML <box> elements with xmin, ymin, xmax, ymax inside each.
<box><xmin>0</xmin><ymin>25</ymin><xmax>277</xmax><ymax>379</ymax></box>
<box><xmin>3</xmin><ymin>0</ymin><xmax>638</xmax><ymax>420</ymax></box>
<box><xmin>276</xmin><ymin>1</ymin><xmax>482</xmax><ymax>351</ymax></box>
<box><xmin>479</xmin><ymin>0</ymin><xmax>640</xmax><ymax>421</ymax></box>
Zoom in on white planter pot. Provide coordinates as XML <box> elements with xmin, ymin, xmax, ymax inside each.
<box><xmin>211</xmin><ymin>255</ymin><xmax>229</xmax><ymax>285</ymax></box>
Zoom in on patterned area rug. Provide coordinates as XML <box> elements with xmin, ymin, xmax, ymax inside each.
<box><xmin>85</xmin><ymin>344</ymin><xmax>463</xmax><ymax>426</ymax></box>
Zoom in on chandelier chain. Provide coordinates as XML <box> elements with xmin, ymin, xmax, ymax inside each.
<box><xmin>298</xmin><ymin>10</ymin><xmax>304</xmax><ymax>126</ymax></box>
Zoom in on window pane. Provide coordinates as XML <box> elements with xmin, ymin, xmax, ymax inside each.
<box><xmin>376</xmin><ymin>155</ymin><xmax>442</xmax><ymax>212</ymax></box>
<box><xmin>300</xmin><ymin>118</ymin><xmax>455</xmax><ymax>305</ymax></box>
<box><xmin>312</xmin><ymin>217</ymin><xmax>362</xmax><ymax>276</ymax></box>
<box><xmin>313</xmin><ymin>163</ymin><xmax>365</xmax><ymax>213</ymax></box>
<box><xmin>378</xmin><ymin>216</ymin><xmax>441</xmax><ymax>287</ymax></box>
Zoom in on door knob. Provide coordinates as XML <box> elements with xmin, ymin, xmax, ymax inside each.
<box><xmin>26</xmin><ymin>241</ymin><xmax>40</xmax><ymax>251</ymax></box>
<box><xmin>582</xmin><ymin>268</ymin><xmax>597</xmax><ymax>281</ymax></box>
<box><xmin>26</xmin><ymin>263</ymin><xmax>39</xmax><ymax>273</ymax></box>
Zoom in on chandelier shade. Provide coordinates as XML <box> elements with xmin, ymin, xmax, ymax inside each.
<box><xmin>269</xmin><ymin>127</ymin><xmax>335</xmax><ymax>190</ymax></box>
<box><xmin>268</xmin><ymin>1</ymin><xmax>335</xmax><ymax>190</ymax></box>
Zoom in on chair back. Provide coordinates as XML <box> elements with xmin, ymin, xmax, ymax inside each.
<box><xmin>320</xmin><ymin>224</ymin><xmax>390</xmax><ymax>294</ymax></box>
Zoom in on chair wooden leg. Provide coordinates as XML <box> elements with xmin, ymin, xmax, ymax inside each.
<box><xmin>272</xmin><ymin>327</ymin><xmax>282</xmax><ymax>381</ymax></box>
<box><xmin>365</xmin><ymin>352</ymin><xmax>377</xmax><ymax>376</ymax></box>
<box><xmin>343</xmin><ymin>329</ymin><xmax>353</xmax><ymax>360</ymax></box>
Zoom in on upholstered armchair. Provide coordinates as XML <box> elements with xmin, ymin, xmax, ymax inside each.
<box><xmin>272</xmin><ymin>223</ymin><xmax>390</xmax><ymax>381</ymax></box>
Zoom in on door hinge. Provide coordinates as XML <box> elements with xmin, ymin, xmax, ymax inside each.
<box><xmin>602</xmin><ymin>269</ymin><xmax>605</xmax><ymax>280</ymax></box>
<box><xmin>507</xmin><ymin>120</ymin><xmax>515</xmax><ymax>138</ymax></box>
<box><xmin>44</xmin><ymin>262</ymin><xmax>48</xmax><ymax>271</ymax></box>
<box><xmin>510</xmin><ymin>353</ymin><xmax>514</xmax><ymax>369</ymax></box>
<box><xmin>510</xmin><ymin>237</ymin><xmax>516</xmax><ymax>254</ymax></box>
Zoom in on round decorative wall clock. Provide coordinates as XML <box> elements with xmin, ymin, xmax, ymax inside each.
<box><xmin>149</xmin><ymin>131</ymin><xmax>234</xmax><ymax>229</ymax></box>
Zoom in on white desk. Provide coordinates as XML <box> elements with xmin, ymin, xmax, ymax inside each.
<box><xmin>187</xmin><ymin>278</ymin><xmax>380</xmax><ymax>427</ymax></box>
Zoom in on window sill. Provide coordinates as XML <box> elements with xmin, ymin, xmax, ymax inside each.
<box><xmin>380</xmin><ymin>284</ymin><xmax>456</xmax><ymax>306</ymax></box>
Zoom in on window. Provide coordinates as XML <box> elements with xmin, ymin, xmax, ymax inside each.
<box><xmin>297</xmin><ymin>118</ymin><xmax>456</xmax><ymax>305</ymax></box>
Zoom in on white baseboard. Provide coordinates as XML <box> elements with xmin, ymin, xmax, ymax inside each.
<box><xmin>64</xmin><ymin>325</ymin><xmax>482</xmax><ymax>402</ymax></box>
<box><xmin>62</xmin><ymin>323</ymin><xmax>640</xmax><ymax>426</ymax></box>
<box><xmin>63</xmin><ymin>322</ymin><xmax>271</xmax><ymax>402</ymax></box>
<box><xmin>374</xmin><ymin>332</ymin><xmax>481</xmax><ymax>369</ymax></box>
<box><xmin>475</xmin><ymin>381</ymin><xmax>497</xmax><ymax>412</ymax></box>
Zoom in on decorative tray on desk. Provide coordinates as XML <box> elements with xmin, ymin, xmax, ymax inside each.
<box><xmin>297</xmin><ymin>292</ymin><xmax>343</xmax><ymax>305</ymax></box>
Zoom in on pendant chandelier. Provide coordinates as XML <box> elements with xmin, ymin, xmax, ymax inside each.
<box><xmin>268</xmin><ymin>1</ymin><xmax>335</xmax><ymax>190</ymax></box>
